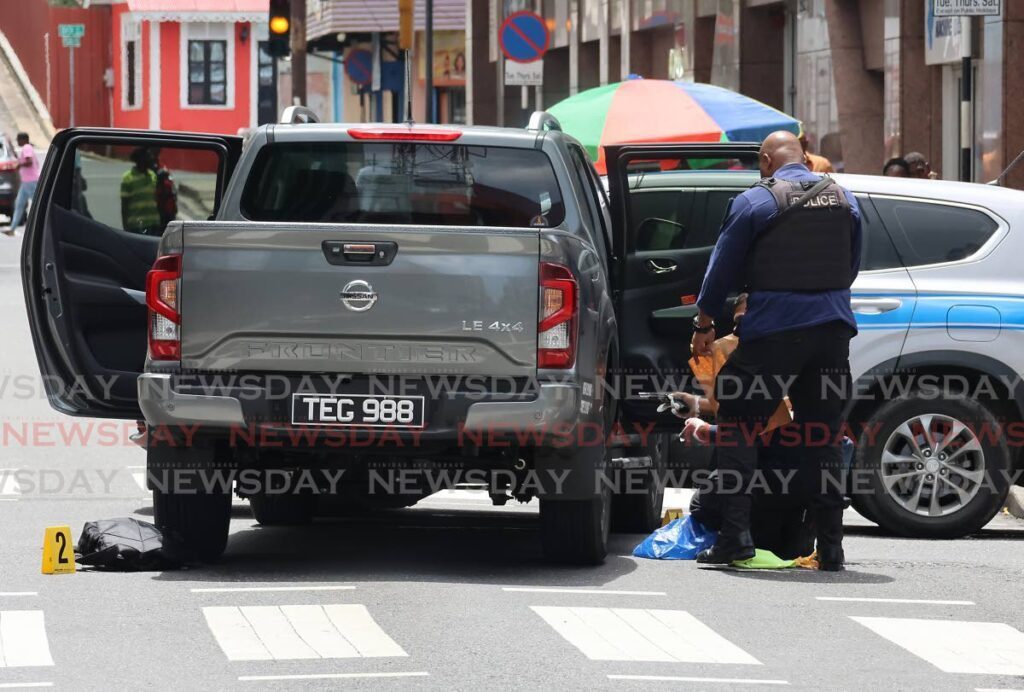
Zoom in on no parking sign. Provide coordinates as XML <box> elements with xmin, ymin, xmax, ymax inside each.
<box><xmin>500</xmin><ymin>11</ymin><xmax>548</xmax><ymax>86</ymax></box>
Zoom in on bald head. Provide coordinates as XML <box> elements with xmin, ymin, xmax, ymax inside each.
<box><xmin>759</xmin><ymin>130</ymin><xmax>805</xmax><ymax>178</ymax></box>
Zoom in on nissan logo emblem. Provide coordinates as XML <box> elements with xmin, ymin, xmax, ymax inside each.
<box><xmin>340</xmin><ymin>279</ymin><xmax>378</xmax><ymax>312</ymax></box>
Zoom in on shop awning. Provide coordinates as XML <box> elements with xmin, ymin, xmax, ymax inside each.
<box><xmin>307</xmin><ymin>0</ymin><xmax>465</xmax><ymax>40</ymax></box>
<box><xmin>125</xmin><ymin>0</ymin><xmax>268</xmax><ymax>22</ymax></box>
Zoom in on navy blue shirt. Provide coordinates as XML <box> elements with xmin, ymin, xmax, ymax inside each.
<box><xmin>696</xmin><ymin>163</ymin><xmax>862</xmax><ymax>340</ymax></box>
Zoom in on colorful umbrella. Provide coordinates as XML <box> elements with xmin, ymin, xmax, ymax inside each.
<box><xmin>548</xmin><ymin>79</ymin><xmax>801</xmax><ymax>173</ymax></box>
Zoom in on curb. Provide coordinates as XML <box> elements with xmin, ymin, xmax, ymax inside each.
<box><xmin>1006</xmin><ymin>486</ymin><xmax>1024</xmax><ymax>520</ymax></box>
<box><xmin>0</xmin><ymin>30</ymin><xmax>55</xmax><ymax>143</ymax></box>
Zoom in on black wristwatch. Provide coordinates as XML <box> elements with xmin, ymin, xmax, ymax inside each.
<box><xmin>692</xmin><ymin>316</ymin><xmax>714</xmax><ymax>334</ymax></box>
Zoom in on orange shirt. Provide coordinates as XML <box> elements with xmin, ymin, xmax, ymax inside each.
<box><xmin>805</xmin><ymin>152</ymin><xmax>834</xmax><ymax>174</ymax></box>
<box><xmin>688</xmin><ymin>334</ymin><xmax>793</xmax><ymax>434</ymax></box>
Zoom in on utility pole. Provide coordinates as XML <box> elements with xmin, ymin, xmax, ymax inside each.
<box><xmin>291</xmin><ymin>0</ymin><xmax>307</xmax><ymax>105</ymax></box>
<box><xmin>959</xmin><ymin>16</ymin><xmax>972</xmax><ymax>182</ymax></box>
<box><xmin>425</xmin><ymin>0</ymin><xmax>433</xmax><ymax>123</ymax></box>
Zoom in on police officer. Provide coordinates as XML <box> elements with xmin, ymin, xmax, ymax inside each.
<box><xmin>691</xmin><ymin>131</ymin><xmax>861</xmax><ymax>571</ymax></box>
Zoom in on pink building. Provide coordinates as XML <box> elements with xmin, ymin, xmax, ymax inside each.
<box><xmin>110</xmin><ymin>0</ymin><xmax>271</xmax><ymax>134</ymax></box>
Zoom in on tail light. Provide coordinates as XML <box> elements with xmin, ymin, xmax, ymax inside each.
<box><xmin>146</xmin><ymin>254</ymin><xmax>181</xmax><ymax>360</ymax></box>
<box><xmin>538</xmin><ymin>262</ymin><xmax>578</xmax><ymax>369</ymax></box>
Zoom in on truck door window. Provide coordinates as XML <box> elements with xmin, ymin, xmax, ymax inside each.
<box><xmin>56</xmin><ymin>143</ymin><xmax>221</xmax><ymax>236</ymax></box>
<box><xmin>241</xmin><ymin>142</ymin><xmax>565</xmax><ymax>228</ymax></box>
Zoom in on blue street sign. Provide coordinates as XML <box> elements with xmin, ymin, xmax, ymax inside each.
<box><xmin>345</xmin><ymin>49</ymin><xmax>373</xmax><ymax>86</ymax></box>
<box><xmin>499</xmin><ymin>11</ymin><xmax>549</xmax><ymax>64</ymax></box>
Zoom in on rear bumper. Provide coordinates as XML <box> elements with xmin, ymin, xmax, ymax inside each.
<box><xmin>138</xmin><ymin>373</ymin><xmax>580</xmax><ymax>447</ymax></box>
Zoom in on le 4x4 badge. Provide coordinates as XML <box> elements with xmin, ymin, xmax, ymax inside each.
<box><xmin>461</xmin><ymin>320</ymin><xmax>525</xmax><ymax>333</ymax></box>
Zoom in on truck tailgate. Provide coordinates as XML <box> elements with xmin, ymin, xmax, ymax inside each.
<box><xmin>179</xmin><ymin>222</ymin><xmax>539</xmax><ymax>376</ymax></box>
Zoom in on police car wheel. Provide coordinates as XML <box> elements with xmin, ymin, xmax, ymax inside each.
<box><xmin>540</xmin><ymin>484</ymin><xmax>611</xmax><ymax>565</ymax></box>
<box><xmin>611</xmin><ymin>432</ymin><xmax>668</xmax><ymax>533</ymax></box>
<box><xmin>856</xmin><ymin>393</ymin><xmax>1011</xmax><ymax>539</ymax></box>
<box><xmin>153</xmin><ymin>488</ymin><xmax>231</xmax><ymax>562</ymax></box>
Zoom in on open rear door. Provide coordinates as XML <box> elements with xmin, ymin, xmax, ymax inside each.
<box><xmin>21</xmin><ymin>128</ymin><xmax>241</xmax><ymax>418</ymax></box>
<box><xmin>605</xmin><ymin>143</ymin><xmax>761</xmax><ymax>423</ymax></box>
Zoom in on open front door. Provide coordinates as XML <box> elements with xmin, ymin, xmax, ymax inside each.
<box><xmin>21</xmin><ymin>128</ymin><xmax>241</xmax><ymax>419</ymax></box>
<box><xmin>606</xmin><ymin>143</ymin><xmax>762</xmax><ymax>423</ymax></box>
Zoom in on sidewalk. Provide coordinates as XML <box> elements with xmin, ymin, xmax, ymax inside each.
<box><xmin>0</xmin><ymin>30</ymin><xmax>54</xmax><ymax>147</ymax></box>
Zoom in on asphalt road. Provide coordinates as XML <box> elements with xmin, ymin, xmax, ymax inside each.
<box><xmin>0</xmin><ymin>232</ymin><xmax>1023</xmax><ymax>691</ymax></box>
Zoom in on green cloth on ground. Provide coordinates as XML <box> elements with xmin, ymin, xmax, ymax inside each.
<box><xmin>730</xmin><ymin>549</ymin><xmax>797</xmax><ymax>569</ymax></box>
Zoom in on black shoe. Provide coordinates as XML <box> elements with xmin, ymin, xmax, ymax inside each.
<box><xmin>815</xmin><ymin>507</ymin><xmax>845</xmax><ymax>571</ymax></box>
<box><xmin>696</xmin><ymin>532</ymin><xmax>756</xmax><ymax>564</ymax></box>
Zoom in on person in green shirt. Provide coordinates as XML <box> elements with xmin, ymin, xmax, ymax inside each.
<box><xmin>121</xmin><ymin>148</ymin><xmax>161</xmax><ymax>234</ymax></box>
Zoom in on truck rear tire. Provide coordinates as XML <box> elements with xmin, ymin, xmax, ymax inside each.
<box><xmin>540</xmin><ymin>485</ymin><xmax>611</xmax><ymax>565</ymax></box>
<box><xmin>154</xmin><ymin>488</ymin><xmax>232</xmax><ymax>562</ymax></box>
<box><xmin>611</xmin><ymin>432</ymin><xmax>668</xmax><ymax>533</ymax></box>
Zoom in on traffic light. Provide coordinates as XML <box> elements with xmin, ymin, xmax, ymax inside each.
<box><xmin>267</xmin><ymin>0</ymin><xmax>290</xmax><ymax>58</ymax></box>
<box><xmin>399</xmin><ymin>0</ymin><xmax>414</xmax><ymax>51</ymax></box>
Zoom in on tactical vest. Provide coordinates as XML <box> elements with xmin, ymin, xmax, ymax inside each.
<box><xmin>744</xmin><ymin>176</ymin><xmax>855</xmax><ymax>292</ymax></box>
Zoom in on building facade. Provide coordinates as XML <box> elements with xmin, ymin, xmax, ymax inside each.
<box><xmin>465</xmin><ymin>0</ymin><xmax>1024</xmax><ymax>187</ymax></box>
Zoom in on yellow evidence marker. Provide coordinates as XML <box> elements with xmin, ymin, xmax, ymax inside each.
<box><xmin>661</xmin><ymin>508</ymin><xmax>684</xmax><ymax>526</ymax></box>
<box><xmin>41</xmin><ymin>525</ymin><xmax>75</xmax><ymax>574</ymax></box>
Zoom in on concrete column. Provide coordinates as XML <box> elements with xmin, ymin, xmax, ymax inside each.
<box><xmin>1002</xmin><ymin>4</ymin><xmax>1024</xmax><ymax>188</ymax></box>
<box><xmin>569</xmin><ymin>0</ymin><xmax>579</xmax><ymax>95</ymax></box>
<box><xmin>466</xmin><ymin>0</ymin><xmax>496</xmax><ymax>125</ymax></box>
<box><xmin>598</xmin><ymin>0</ymin><xmax>609</xmax><ymax>85</ymax></box>
<box><xmin>825</xmin><ymin>0</ymin><xmax>884</xmax><ymax>174</ymax></box>
<box><xmin>897</xmin><ymin>1</ymin><xmax>934</xmax><ymax>164</ymax></box>
<box><xmin>619</xmin><ymin>0</ymin><xmax>630</xmax><ymax>80</ymax></box>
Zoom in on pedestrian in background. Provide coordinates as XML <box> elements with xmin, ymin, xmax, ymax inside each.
<box><xmin>904</xmin><ymin>151</ymin><xmax>938</xmax><ymax>179</ymax></box>
<box><xmin>690</xmin><ymin>131</ymin><xmax>860</xmax><ymax>571</ymax></box>
<box><xmin>5</xmin><ymin>132</ymin><xmax>40</xmax><ymax>236</ymax></box>
<box><xmin>800</xmin><ymin>134</ymin><xmax>834</xmax><ymax>174</ymax></box>
<box><xmin>883</xmin><ymin>157</ymin><xmax>910</xmax><ymax>177</ymax></box>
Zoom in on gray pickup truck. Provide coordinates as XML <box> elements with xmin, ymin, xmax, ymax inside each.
<box><xmin>22</xmin><ymin>110</ymin><xmax>751</xmax><ymax>564</ymax></box>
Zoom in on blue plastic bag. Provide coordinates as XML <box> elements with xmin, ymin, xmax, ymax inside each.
<box><xmin>632</xmin><ymin>515</ymin><xmax>718</xmax><ymax>560</ymax></box>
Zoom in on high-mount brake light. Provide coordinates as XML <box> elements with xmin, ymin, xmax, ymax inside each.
<box><xmin>346</xmin><ymin>127</ymin><xmax>462</xmax><ymax>142</ymax></box>
<box><xmin>146</xmin><ymin>254</ymin><xmax>181</xmax><ymax>361</ymax></box>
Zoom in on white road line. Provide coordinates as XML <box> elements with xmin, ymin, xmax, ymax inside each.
<box><xmin>0</xmin><ymin>611</ymin><xmax>54</xmax><ymax>667</ymax></box>
<box><xmin>128</xmin><ymin>467</ymin><xmax>148</xmax><ymax>494</ymax></box>
<box><xmin>238</xmin><ymin>672</ymin><xmax>429</xmax><ymax>682</ymax></box>
<box><xmin>0</xmin><ymin>469</ymin><xmax>21</xmax><ymax>496</ymax></box>
<box><xmin>0</xmin><ymin>684</ymin><xmax>54</xmax><ymax>689</ymax></box>
<box><xmin>503</xmin><ymin>587</ymin><xmax>666</xmax><ymax>596</ymax></box>
<box><xmin>608</xmin><ymin>675</ymin><xmax>788</xmax><ymax>685</ymax></box>
<box><xmin>817</xmin><ymin>597</ymin><xmax>975</xmax><ymax>605</ymax></box>
<box><xmin>853</xmin><ymin>617</ymin><xmax>1024</xmax><ymax>675</ymax></box>
<box><xmin>203</xmin><ymin>604</ymin><xmax>406</xmax><ymax>661</ymax></box>
<box><xmin>531</xmin><ymin>607</ymin><xmax>760</xmax><ymax>664</ymax></box>
<box><xmin>976</xmin><ymin>688</ymin><xmax>1024</xmax><ymax>691</ymax></box>
<box><xmin>191</xmin><ymin>586</ymin><xmax>356</xmax><ymax>594</ymax></box>
<box><xmin>0</xmin><ymin>594</ymin><xmax>37</xmax><ymax>598</ymax></box>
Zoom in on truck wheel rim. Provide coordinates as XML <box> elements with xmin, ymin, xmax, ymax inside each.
<box><xmin>880</xmin><ymin>413</ymin><xmax>985</xmax><ymax>517</ymax></box>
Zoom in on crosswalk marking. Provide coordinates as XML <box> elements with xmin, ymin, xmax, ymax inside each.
<box><xmin>531</xmin><ymin>607</ymin><xmax>760</xmax><ymax>664</ymax></box>
<box><xmin>0</xmin><ymin>470</ymin><xmax>21</xmax><ymax>497</ymax></box>
<box><xmin>127</xmin><ymin>466</ymin><xmax>147</xmax><ymax>493</ymax></box>
<box><xmin>203</xmin><ymin>605</ymin><xmax>407</xmax><ymax>662</ymax></box>
<box><xmin>192</xmin><ymin>586</ymin><xmax>356</xmax><ymax>594</ymax></box>
<box><xmin>0</xmin><ymin>611</ymin><xmax>54</xmax><ymax>667</ymax></box>
<box><xmin>853</xmin><ymin>617</ymin><xmax>1024</xmax><ymax>675</ymax></box>
<box><xmin>239</xmin><ymin>672</ymin><xmax>429</xmax><ymax>682</ymax></box>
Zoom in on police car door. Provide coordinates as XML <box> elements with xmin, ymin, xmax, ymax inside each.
<box><xmin>605</xmin><ymin>143</ymin><xmax>761</xmax><ymax>422</ymax></box>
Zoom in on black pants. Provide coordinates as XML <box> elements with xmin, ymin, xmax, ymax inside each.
<box><xmin>713</xmin><ymin>320</ymin><xmax>853</xmax><ymax>514</ymax></box>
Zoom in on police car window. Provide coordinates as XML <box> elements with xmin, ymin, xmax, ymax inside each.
<box><xmin>856</xmin><ymin>195</ymin><xmax>902</xmax><ymax>271</ymax></box>
<box><xmin>873</xmin><ymin>198</ymin><xmax>998</xmax><ymax>267</ymax></box>
<box><xmin>241</xmin><ymin>142</ymin><xmax>565</xmax><ymax>227</ymax></box>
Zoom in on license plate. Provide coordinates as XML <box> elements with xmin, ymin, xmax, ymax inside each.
<box><xmin>291</xmin><ymin>393</ymin><xmax>426</xmax><ymax>428</ymax></box>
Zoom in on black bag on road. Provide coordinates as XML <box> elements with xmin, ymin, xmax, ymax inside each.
<box><xmin>76</xmin><ymin>517</ymin><xmax>184</xmax><ymax>571</ymax></box>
